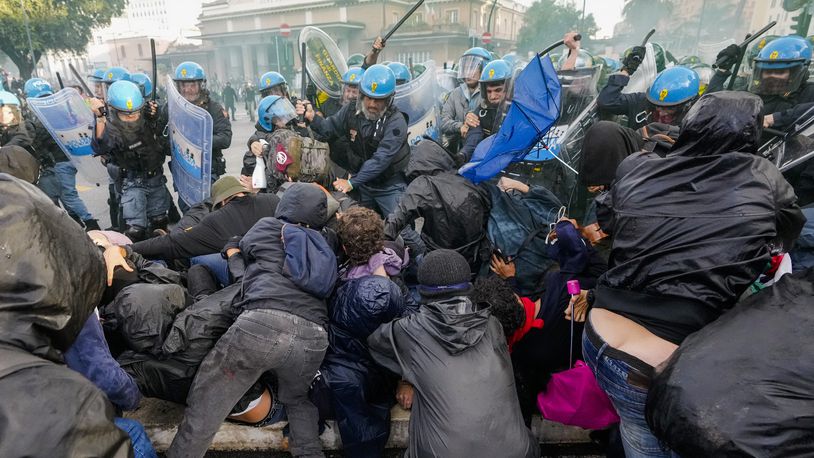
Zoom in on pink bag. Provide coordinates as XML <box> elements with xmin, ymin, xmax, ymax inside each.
<box><xmin>537</xmin><ymin>360</ymin><xmax>620</xmax><ymax>430</ymax></box>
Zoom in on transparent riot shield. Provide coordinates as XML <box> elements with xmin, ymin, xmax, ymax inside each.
<box><xmin>394</xmin><ymin>60</ymin><xmax>440</xmax><ymax>145</ymax></box>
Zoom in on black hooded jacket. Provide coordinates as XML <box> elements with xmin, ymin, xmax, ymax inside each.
<box><xmin>0</xmin><ymin>174</ymin><xmax>131</xmax><ymax>457</ymax></box>
<box><xmin>238</xmin><ymin>183</ymin><xmax>333</xmax><ymax>325</ymax></box>
<box><xmin>595</xmin><ymin>92</ymin><xmax>806</xmax><ymax>345</ymax></box>
<box><xmin>385</xmin><ymin>140</ymin><xmax>491</xmax><ymax>270</ymax></box>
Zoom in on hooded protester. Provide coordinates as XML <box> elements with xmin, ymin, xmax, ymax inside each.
<box><xmin>584</xmin><ymin>91</ymin><xmax>805</xmax><ymax>457</ymax></box>
<box><xmin>0</xmin><ymin>144</ymin><xmax>39</xmax><ymax>183</ymax></box>
<box><xmin>321</xmin><ymin>207</ymin><xmax>417</xmax><ymax>458</ymax></box>
<box><xmin>168</xmin><ymin>183</ymin><xmax>337</xmax><ymax>458</ymax></box>
<box><xmin>0</xmin><ymin>174</ymin><xmax>132</xmax><ymax>457</ymax></box>
<box><xmin>367</xmin><ymin>249</ymin><xmax>539</xmax><ymax>458</ymax></box>
<box><xmin>385</xmin><ymin>139</ymin><xmax>492</xmax><ymax>274</ymax></box>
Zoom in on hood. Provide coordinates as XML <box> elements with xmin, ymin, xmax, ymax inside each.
<box><xmin>0</xmin><ymin>174</ymin><xmax>105</xmax><ymax>362</ymax></box>
<box><xmin>670</xmin><ymin>92</ymin><xmax>763</xmax><ymax>157</ymax></box>
<box><xmin>405</xmin><ymin>139</ymin><xmax>458</xmax><ymax>181</ymax></box>
<box><xmin>421</xmin><ymin>297</ymin><xmax>491</xmax><ymax>355</ymax></box>
<box><xmin>580</xmin><ymin>121</ymin><xmax>643</xmax><ymax>187</ymax></box>
<box><xmin>274</xmin><ymin>182</ymin><xmax>329</xmax><ymax>229</ymax></box>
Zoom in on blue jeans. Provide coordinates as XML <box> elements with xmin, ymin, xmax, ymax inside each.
<box><xmin>582</xmin><ymin>318</ymin><xmax>678</xmax><ymax>458</ymax></box>
<box><xmin>53</xmin><ymin>161</ymin><xmax>93</xmax><ymax>221</ymax></box>
<box><xmin>358</xmin><ymin>180</ymin><xmax>425</xmax><ymax>256</ymax></box>
<box><xmin>114</xmin><ymin>417</ymin><xmax>158</xmax><ymax>458</ymax></box>
<box><xmin>190</xmin><ymin>253</ymin><xmax>230</xmax><ymax>287</ymax></box>
<box><xmin>121</xmin><ymin>174</ymin><xmax>171</xmax><ymax>229</ymax></box>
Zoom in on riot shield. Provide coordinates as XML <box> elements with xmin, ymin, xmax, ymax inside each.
<box><xmin>26</xmin><ymin>87</ymin><xmax>107</xmax><ymax>187</ymax></box>
<box><xmin>760</xmin><ymin>111</ymin><xmax>814</xmax><ymax>173</ymax></box>
<box><xmin>623</xmin><ymin>43</ymin><xmax>658</xmax><ymax>95</ymax></box>
<box><xmin>395</xmin><ymin>60</ymin><xmax>440</xmax><ymax>145</ymax></box>
<box><xmin>299</xmin><ymin>27</ymin><xmax>348</xmax><ymax>99</ymax></box>
<box><xmin>166</xmin><ymin>76</ymin><xmax>213</xmax><ymax>207</ymax></box>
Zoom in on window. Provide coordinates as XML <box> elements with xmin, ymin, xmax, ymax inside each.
<box><xmin>392</xmin><ymin>12</ymin><xmax>399</xmax><ymax>25</ymax></box>
<box><xmin>414</xmin><ymin>12</ymin><xmax>424</xmax><ymax>23</ymax></box>
<box><xmin>120</xmin><ymin>45</ymin><xmax>126</xmax><ymax>58</ymax></box>
<box><xmin>446</xmin><ymin>9</ymin><xmax>458</xmax><ymax>24</ymax></box>
<box><xmin>138</xmin><ymin>43</ymin><xmax>143</xmax><ymax>57</ymax></box>
<box><xmin>396</xmin><ymin>51</ymin><xmax>431</xmax><ymax>64</ymax></box>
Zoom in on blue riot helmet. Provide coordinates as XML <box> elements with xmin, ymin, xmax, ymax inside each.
<box><xmin>341</xmin><ymin>67</ymin><xmax>365</xmax><ymax>105</ymax></box>
<box><xmin>502</xmin><ymin>52</ymin><xmax>518</xmax><ymax>69</ymax></box>
<box><xmin>347</xmin><ymin>53</ymin><xmax>365</xmax><ymax>68</ymax></box>
<box><xmin>479</xmin><ymin>59</ymin><xmax>511</xmax><ymax>108</ymax></box>
<box><xmin>257</xmin><ymin>95</ymin><xmax>297</xmax><ymax>131</ymax></box>
<box><xmin>88</xmin><ymin>69</ymin><xmax>106</xmax><ymax>98</ymax></box>
<box><xmin>24</xmin><ymin>78</ymin><xmax>54</xmax><ymax>99</ymax></box>
<box><xmin>458</xmin><ymin>47</ymin><xmax>494</xmax><ymax>82</ymax></box>
<box><xmin>101</xmin><ymin>66</ymin><xmax>131</xmax><ymax>101</ymax></box>
<box><xmin>750</xmin><ymin>35</ymin><xmax>813</xmax><ymax>96</ymax></box>
<box><xmin>646</xmin><ymin>66</ymin><xmax>700</xmax><ymax>125</ymax></box>
<box><xmin>359</xmin><ymin>64</ymin><xmax>396</xmax><ymax>99</ymax></box>
<box><xmin>690</xmin><ymin>64</ymin><xmax>713</xmax><ymax>95</ymax></box>
<box><xmin>173</xmin><ymin>61</ymin><xmax>207</xmax><ymax>103</ymax></box>
<box><xmin>0</xmin><ymin>90</ymin><xmax>22</xmax><ymax>127</ymax></box>
<box><xmin>129</xmin><ymin>73</ymin><xmax>153</xmax><ymax>98</ymax></box>
<box><xmin>107</xmin><ymin>80</ymin><xmax>145</xmax><ymax>115</ymax></box>
<box><xmin>387</xmin><ymin>62</ymin><xmax>412</xmax><ymax>85</ymax></box>
<box><xmin>258</xmin><ymin>71</ymin><xmax>288</xmax><ymax>98</ymax></box>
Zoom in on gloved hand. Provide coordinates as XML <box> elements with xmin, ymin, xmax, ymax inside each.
<box><xmin>221</xmin><ymin>235</ymin><xmax>243</xmax><ymax>259</ymax></box>
<box><xmin>622</xmin><ymin>46</ymin><xmax>647</xmax><ymax>75</ymax></box>
<box><xmin>714</xmin><ymin>44</ymin><xmax>742</xmax><ymax>72</ymax></box>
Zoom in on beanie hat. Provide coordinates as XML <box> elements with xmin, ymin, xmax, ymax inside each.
<box><xmin>417</xmin><ymin>249</ymin><xmax>473</xmax><ymax>299</ymax></box>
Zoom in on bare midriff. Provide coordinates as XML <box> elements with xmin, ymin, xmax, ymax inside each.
<box><xmin>589</xmin><ymin>308</ymin><xmax>679</xmax><ymax>369</ymax></box>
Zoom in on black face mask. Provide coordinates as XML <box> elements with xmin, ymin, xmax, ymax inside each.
<box><xmin>111</xmin><ymin>112</ymin><xmax>145</xmax><ymax>137</ymax></box>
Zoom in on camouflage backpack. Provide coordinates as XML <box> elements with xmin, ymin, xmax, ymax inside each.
<box><xmin>263</xmin><ymin>128</ymin><xmax>330</xmax><ymax>184</ymax></box>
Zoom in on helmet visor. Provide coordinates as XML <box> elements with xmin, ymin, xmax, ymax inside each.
<box><xmin>0</xmin><ymin>104</ymin><xmax>22</xmax><ymax>127</ymax></box>
<box><xmin>750</xmin><ymin>63</ymin><xmax>807</xmax><ymax>96</ymax></box>
<box><xmin>457</xmin><ymin>55</ymin><xmax>485</xmax><ymax>81</ymax></box>
<box><xmin>264</xmin><ymin>97</ymin><xmax>298</xmax><ymax>127</ymax></box>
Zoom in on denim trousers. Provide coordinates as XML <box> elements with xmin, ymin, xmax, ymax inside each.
<box><xmin>121</xmin><ymin>174</ymin><xmax>171</xmax><ymax>229</ymax></box>
<box><xmin>37</xmin><ymin>163</ymin><xmax>93</xmax><ymax>221</ymax></box>
<box><xmin>357</xmin><ymin>180</ymin><xmax>425</xmax><ymax>256</ymax></box>
<box><xmin>582</xmin><ymin>318</ymin><xmax>679</xmax><ymax>458</ymax></box>
<box><xmin>168</xmin><ymin>308</ymin><xmax>328</xmax><ymax>458</ymax></box>
<box><xmin>114</xmin><ymin>417</ymin><xmax>158</xmax><ymax>458</ymax></box>
<box><xmin>189</xmin><ymin>253</ymin><xmax>230</xmax><ymax>287</ymax></box>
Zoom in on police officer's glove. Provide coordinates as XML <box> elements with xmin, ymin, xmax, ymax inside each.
<box><xmin>714</xmin><ymin>44</ymin><xmax>742</xmax><ymax>73</ymax></box>
<box><xmin>622</xmin><ymin>46</ymin><xmax>647</xmax><ymax>75</ymax></box>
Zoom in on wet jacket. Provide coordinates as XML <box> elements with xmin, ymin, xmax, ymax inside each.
<box><xmin>310</xmin><ymin>102</ymin><xmax>410</xmax><ymax>187</ymax></box>
<box><xmin>597</xmin><ymin>73</ymin><xmax>649</xmax><ymax>129</ymax></box>
<box><xmin>0</xmin><ymin>123</ymin><xmax>32</xmax><ymax>150</ymax></box>
<box><xmin>24</xmin><ymin>112</ymin><xmax>67</xmax><ymax>165</ymax></box>
<box><xmin>237</xmin><ymin>183</ymin><xmax>334</xmax><ymax>325</ymax></box>
<box><xmin>386</xmin><ymin>140</ymin><xmax>491</xmax><ymax>271</ymax></box>
<box><xmin>595</xmin><ymin>92</ymin><xmax>806</xmax><ymax>345</ymax></box>
<box><xmin>93</xmin><ymin>116</ymin><xmax>167</xmax><ymax>175</ymax></box>
<box><xmin>322</xmin><ymin>275</ymin><xmax>415</xmax><ymax>456</ymax></box>
<box><xmin>0</xmin><ymin>174</ymin><xmax>131</xmax><ymax>457</ymax></box>
<box><xmin>368</xmin><ymin>296</ymin><xmax>538</xmax><ymax>458</ymax></box>
<box><xmin>131</xmin><ymin>193</ymin><xmax>280</xmax><ymax>260</ymax></box>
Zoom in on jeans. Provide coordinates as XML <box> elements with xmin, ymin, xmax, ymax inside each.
<box><xmin>114</xmin><ymin>417</ymin><xmax>158</xmax><ymax>458</ymax></box>
<box><xmin>357</xmin><ymin>180</ymin><xmax>426</xmax><ymax>256</ymax></box>
<box><xmin>168</xmin><ymin>309</ymin><xmax>328</xmax><ymax>458</ymax></box>
<box><xmin>121</xmin><ymin>174</ymin><xmax>171</xmax><ymax>229</ymax></box>
<box><xmin>582</xmin><ymin>318</ymin><xmax>679</xmax><ymax>458</ymax></box>
<box><xmin>190</xmin><ymin>253</ymin><xmax>230</xmax><ymax>287</ymax></box>
<box><xmin>53</xmin><ymin>161</ymin><xmax>93</xmax><ymax>221</ymax></box>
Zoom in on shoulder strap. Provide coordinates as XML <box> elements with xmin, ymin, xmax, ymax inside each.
<box><xmin>0</xmin><ymin>346</ymin><xmax>51</xmax><ymax>379</ymax></box>
<box><xmin>509</xmin><ymin>225</ymin><xmax>549</xmax><ymax>260</ymax></box>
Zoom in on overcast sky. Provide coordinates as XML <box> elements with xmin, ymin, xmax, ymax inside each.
<box><xmin>582</xmin><ymin>0</ymin><xmax>626</xmax><ymax>38</ymax></box>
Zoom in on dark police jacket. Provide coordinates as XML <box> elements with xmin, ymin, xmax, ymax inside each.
<box><xmin>93</xmin><ymin>117</ymin><xmax>166</xmax><ymax>175</ymax></box>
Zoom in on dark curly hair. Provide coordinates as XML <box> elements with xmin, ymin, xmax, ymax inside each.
<box><xmin>474</xmin><ymin>275</ymin><xmax>526</xmax><ymax>338</ymax></box>
<box><xmin>337</xmin><ymin>207</ymin><xmax>385</xmax><ymax>266</ymax></box>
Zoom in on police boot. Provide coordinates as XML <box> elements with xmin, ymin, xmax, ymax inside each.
<box><xmin>83</xmin><ymin>219</ymin><xmax>101</xmax><ymax>232</ymax></box>
<box><xmin>149</xmin><ymin>215</ymin><xmax>169</xmax><ymax>238</ymax></box>
<box><xmin>168</xmin><ymin>200</ymin><xmax>182</xmax><ymax>224</ymax></box>
<box><xmin>107</xmin><ymin>190</ymin><xmax>121</xmax><ymax>231</ymax></box>
<box><xmin>124</xmin><ymin>225</ymin><xmax>147</xmax><ymax>242</ymax></box>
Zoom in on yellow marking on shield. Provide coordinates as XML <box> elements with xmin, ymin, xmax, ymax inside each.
<box><xmin>770</xmin><ymin>50</ymin><xmax>779</xmax><ymax>60</ymax></box>
<box><xmin>371</xmin><ymin>82</ymin><xmax>378</xmax><ymax>93</ymax></box>
<box><xmin>659</xmin><ymin>88</ymin><xmax>668</xmax><ymax>102</ymax></box>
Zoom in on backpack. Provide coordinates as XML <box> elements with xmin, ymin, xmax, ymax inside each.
<box><xmin>264</xmin><ymin>128</ymin><xmax>331</xmax><ymax>184</ymax></box>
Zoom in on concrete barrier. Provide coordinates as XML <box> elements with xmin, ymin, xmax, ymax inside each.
<box><xmin>126</xmin><ymin>397</ymin><xmax>595</xmax><ymax>453</ymax></box>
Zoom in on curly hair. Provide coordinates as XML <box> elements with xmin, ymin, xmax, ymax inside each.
<box><xmin>473</xmin><ymin>275</ymin><xmax>526</xmax><ymax>338</ymax></box>
<box><xmin>337</xmin><ymin>207</ymin><xmax>385</xmax><ymax>266</ymax></box>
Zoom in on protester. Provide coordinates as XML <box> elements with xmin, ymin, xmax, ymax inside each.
<box><xmin>244</xmin><ymin>82</ymin><xmax>257</xmax><ymax>121</ymax></box>
<box><xmin>167</xmin><ymin>183</ymin><xmax>336</xmax><ymax>458</ymax></box>
<box><xmin>322</xmin><ymin>207</ymin><xmax>417</xmax><ymax>457</ymax></box>
<box><xmin>0</xmin><ymin>89</ymin><xmax>31</xmax><ymax>148</ymax></box>
<box><xmin>582</xmin><ymin>91</ymin><xmax>805</xmax><ymax>457</ymax></box>
<box><xmin>368</xmin><ymin>249</ymin><xmax>539</xmax><ymax>458</ymax></box>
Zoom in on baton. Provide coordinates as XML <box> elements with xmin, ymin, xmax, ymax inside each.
<box><xmin>641</xmin><ymin>28</ymin><xmax>656</xmax><ymax>47</ymax></box>
<box><xmin>383</xmin><ymin>0</ymin><xmax>426</xmax><ymax>43</ymax></box>
<box><xmin>68</xmin><ymin>63</ymin><xmax>94</xmax><ymax>96</ymax></box>
<box><xmin>150</xmin><ymin>38</ymin><xmax>158</xmax><ymax>101</ymax></box>
<box><xmin>299</xmin><ymin>42</ymin><xmax>307</xmax><ymax>122</ymax></box>
<box><xmin>537</xmin><ymin>34</ymin><xmax>582</xmax><ymax>58</ymax></box>
<box><xmin>726</xmin><ymin>21</ymin><xmax>777</xmax><ymax>91</ymax></box>
<box><xmin>56</xmin><ymin>72</ymin><xmax>64</xmax><ymax>90</ymax></box>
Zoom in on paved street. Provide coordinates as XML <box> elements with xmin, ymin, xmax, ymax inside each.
<box><xmin>75</xmin><ymin>106</ymin><xmax>257</xmax><ymax>229</ymax></box>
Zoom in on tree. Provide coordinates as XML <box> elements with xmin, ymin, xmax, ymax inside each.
<box><xmin>516</xmin><ymin>0</ymin><xmax>599</xmax><ymax>57</ymax></box>
<box><xmin>618</xmin><ymin>0</ymin><xmax>673</xmax><ymax>45</ymax></box>
<box><xmin>0</xmin><ymin>0</ymin><xmax>126</xmax><ymax>78</ymax></box>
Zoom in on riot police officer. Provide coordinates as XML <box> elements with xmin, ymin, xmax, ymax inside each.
<box><xmin>130</xmin><ymin>73</ymin><xmax>153</xmax><ymax>99</ymax></box>
<box><xmin>258</xmin><ymin>71</ymin><xmax>290</xmax><ymax>99</ymax></box>
<box><xmin>0</xmin><ymin>90</ymin><xmax>31</xmax><ymax>149</ymax></box>
<box><xmin>388</xmin><ymin>62</ymin><xmax>412</xmax><ymax>85</ymax></box>
<box><xmin>340</xmin><ymin>67</ymin><xmax>365</xmax><ymax>106</ymax></box>
<box><xmin>92</xmin><ymin>80</ymin><xmax>168</xmax><ymax>241</ymax></box>
<box><xmin>440</xmin><ymin>47</ymin><xmax>493</xmax><ymax>153</ymax></box>
<box><xmin>459</xmin><ymin>59</ymin><xmax>512</xmax><ymax>162</ymax></box>
<box><xmin>750</xmin><ymin>35</ymin><xmax>814</xmax><ymax>122</ymax></box>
